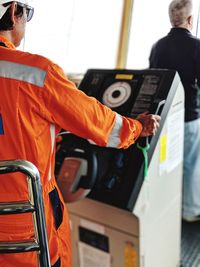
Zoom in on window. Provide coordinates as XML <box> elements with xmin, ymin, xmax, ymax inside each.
<box><xmin>21</xmin><ymin>0</ymin><xmax>200</xmax><ymax>73</ymax></box>
<box><xmin>23</xmin><ymin>0</ymin><xmax>123</xmax><ymax>74</ymax></box>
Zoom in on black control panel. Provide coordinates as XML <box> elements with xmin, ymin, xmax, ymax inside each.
<box><xmin>79</xmin><ymin>69</ymin><xmax>176</xmax><ymax>118</ymax></box>
<box><xmin>56</xmin><ymin>69</ymin><xmax>180</xmax><ymax>211</ymax></box>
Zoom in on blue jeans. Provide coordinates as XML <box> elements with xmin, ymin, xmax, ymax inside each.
<box><xmin>183</xmin><ymin>117</ymin><xmax>200</xmax><ymax>217</ymax></box>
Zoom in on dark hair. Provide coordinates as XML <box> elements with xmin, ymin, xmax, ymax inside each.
<box><xmin>0</xmin><ymin>2</ymin><xmax>24</xmax><ymax>31</ymax></box>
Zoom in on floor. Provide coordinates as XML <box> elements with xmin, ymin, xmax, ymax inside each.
<box><xmin>181</xmin><ymin>220</ymin><xmax>200</xmax><ymax>267</ymax></box>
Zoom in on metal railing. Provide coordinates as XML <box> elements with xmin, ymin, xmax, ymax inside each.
<box><xmin>0</xmin><ymin>160</ymin><xmax>51</xmax><ymax>267</ymax></box>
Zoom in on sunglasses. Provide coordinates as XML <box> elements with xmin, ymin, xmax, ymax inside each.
<box><xmin>16</xmin><ymin>2</ymin><xmax>34</xmax><ymax>22</ymax></box>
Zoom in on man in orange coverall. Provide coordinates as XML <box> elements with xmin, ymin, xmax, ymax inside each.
<box><xmin>0</xmin><ymin>1</ymin><xmax>160</xmax><ymax>266</ymax></box>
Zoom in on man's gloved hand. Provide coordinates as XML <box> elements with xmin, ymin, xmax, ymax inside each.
<box><xmin>137</xmin><ymin>112</ymin><xmax>161</xmax><ymax>137</ymax></box>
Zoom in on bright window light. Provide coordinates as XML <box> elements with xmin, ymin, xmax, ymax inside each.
<box><xmin>23</xmin><ymin>0</ymin><xmax>123</xmax><ymax>74</ymax></box>
<box><xmin>21</xmin><ymin>0</ymin><xmax>200</xmax><ymax>73</ymax></box>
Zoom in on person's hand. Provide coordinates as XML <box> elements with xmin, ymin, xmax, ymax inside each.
<box><xmin>137</xmin><ymin>112</ymin><xmax>161</xmax><ymax>137</ymax></box>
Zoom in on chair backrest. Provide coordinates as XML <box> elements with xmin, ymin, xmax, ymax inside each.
<box><xmin>0</xmin><ymin>159</ymin><xmax>51</xmax><ymax>267</ymax></box>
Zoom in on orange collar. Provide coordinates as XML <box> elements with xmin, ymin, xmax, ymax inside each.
<box><xmin>0</xmin><ymin>35</ymin><xmax>16</xmax><ymax>50</ymax></box>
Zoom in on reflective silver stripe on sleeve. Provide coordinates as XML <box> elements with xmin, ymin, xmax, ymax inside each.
<box><xmin>48</xmin><ymin>124</ymin><xmax>56</xmax><ymax>181</ymax></box>
<box><xmin>0</xmin><ymin>60</ymin><xmax>46</xmax><ymax>87</ymax></box>
<box><xmin>107</xmin><ymin>113</ymin><xmax>123</xmax><ymax>148</ymax></box>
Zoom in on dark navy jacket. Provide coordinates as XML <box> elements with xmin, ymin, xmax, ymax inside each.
<box><xmin>149</xmin><ymin>27</ymin><xmax>200</xmax><ymax>121</ymax></box>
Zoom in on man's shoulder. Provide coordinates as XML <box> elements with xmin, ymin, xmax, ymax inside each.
<box><xmin>151</xmin><ymin>35</ymin><xmax>168</xmax><ymax>49</ymax></box>
<box><xmin>9</xmin><ymin>49</ymin><xmax>55</xmax><ymax>72</ymax></box>
<box><xmin>189</xmin><ymin>34</ymin><xmax>200</xmax><ymax>43</ymax></box>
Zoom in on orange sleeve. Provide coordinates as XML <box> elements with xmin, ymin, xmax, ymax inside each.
<box><xmin>42</xmin><ymin>63</ymin><xmax>142</xmax><ymax>148</ymax></box>
<box><xmin>120</xmin><ymin>118</ymin><xmax>142</xmax><ymax>148</ymax></box>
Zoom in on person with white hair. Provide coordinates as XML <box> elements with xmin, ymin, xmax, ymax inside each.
<box><xmin>149</xmin><ymin>0</ymin><xmax>200</xmax><ymax>223</ymax></box>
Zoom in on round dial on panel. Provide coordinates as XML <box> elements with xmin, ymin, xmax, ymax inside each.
<box><xmin>102</xmin><ymin>81</ymin><xmax>132</xmax><ymax>108</ymax></box>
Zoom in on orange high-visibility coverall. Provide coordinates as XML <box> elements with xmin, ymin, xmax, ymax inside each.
<box><xmin>0</xmin><ymin>35</ymin><xmax>142</xmax><ymax>267</ymax></box>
